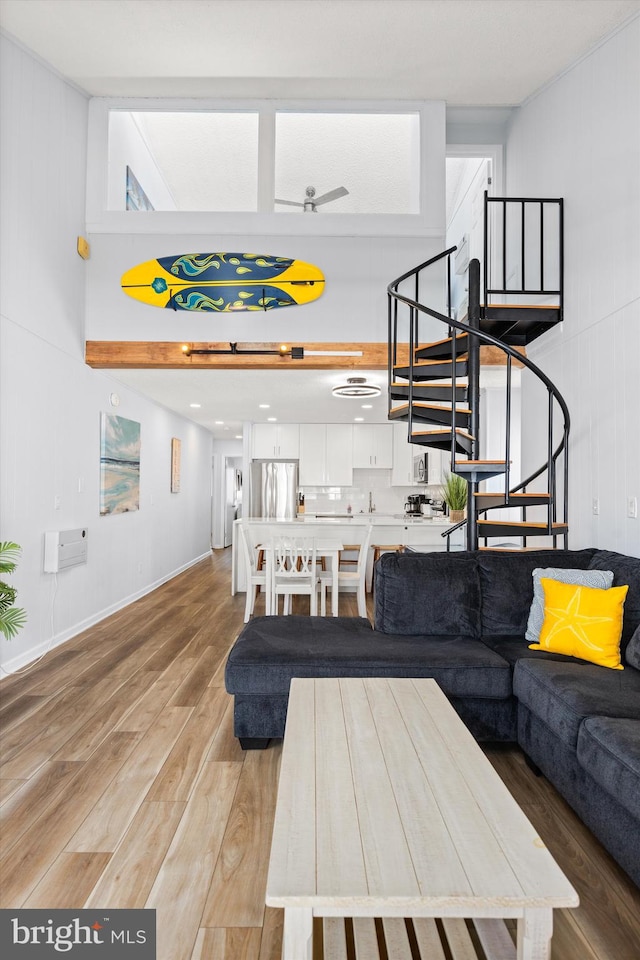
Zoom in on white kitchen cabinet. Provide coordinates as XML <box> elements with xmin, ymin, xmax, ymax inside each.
<box><xmin>298</xmin><ymin>424</ymin><xmax>325</xmax><ymax>484</ymax></box>
<box><xmin>391</xmin><ymin>423</ymin><xmax>414</xmax><ymax>485</ymax></box>
<box><xmin>429</xmin><ymin>447</ymin><xmax>446</xmax><ymax>485</ymax></box>
<box><xmin>299</xmin><ymin>424</ymin><xmax>353</xmax><ymax>485</ymax></box>
<box><xmin>325</xmin><ymin>424</ymin><xmax>354</xmax><ymax>484</ymax></box>
<box><xmin>252</xmin><ymin>422</ymin><xmax>299</xmax><ymax>459</ymax></box>
<box><xmin>353</xmin><ymin>424</ymin><xmax>393</xmax><ymax>468</ymax></box>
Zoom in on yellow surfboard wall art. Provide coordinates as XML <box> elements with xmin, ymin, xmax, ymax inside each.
<box><xmin>121</xmin><ymin>252</ymin><xmax>325</xmax><ymax>312</ymax></box>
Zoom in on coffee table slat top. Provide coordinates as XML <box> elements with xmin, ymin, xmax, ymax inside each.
<box><xmin>266</xmin><ymin>678</ymin><xmax>578</xmax><ymax>914</ymax></box>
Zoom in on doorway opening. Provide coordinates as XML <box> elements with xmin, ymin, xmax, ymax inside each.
<box><xmin>445</xmin><ymin>148</ymin><xmax>500</xmax><ymax>320</ymax></box>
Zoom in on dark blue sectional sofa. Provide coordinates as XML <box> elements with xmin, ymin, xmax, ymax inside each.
<box><xmin>225</xmin><ymin>547</ymin><xmax>640</xmax><ymax>886</ymax></box>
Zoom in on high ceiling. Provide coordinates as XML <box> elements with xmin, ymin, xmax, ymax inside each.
<box><xmin>1</xmin><ymin>0</ymin><xmax>637</xmax><ymax>103</ymax></box>
<box><xmin>2</xmin><ymin>0</ymin><xmax>638</xmax><ymax>439</ymax></box>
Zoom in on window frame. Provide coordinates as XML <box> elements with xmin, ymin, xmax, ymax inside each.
<box><xmin>87</xmin><ymin>98</ymin><xmax>445</xmax><ymax>237</ymax></box>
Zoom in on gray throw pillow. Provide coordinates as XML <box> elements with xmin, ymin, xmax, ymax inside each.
<box><xmin>625</xmin><ymin>625</ymin><xmax>640</xmax><ymax>669</ymax></box>
<box><xmin>525</xmin><ymin>567</ymin><xmax>614</xmax><ymax>643</ymax></box>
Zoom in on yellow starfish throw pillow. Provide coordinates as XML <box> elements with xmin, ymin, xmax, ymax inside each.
<box><xmin>529</xmin><ymin>578</ymin><xmax>628</xmax><ymax>669</ymax></box>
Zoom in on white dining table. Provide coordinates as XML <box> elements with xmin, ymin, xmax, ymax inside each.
<box><xmin>258</xmin><ymin>538</ymin><xmax>343</xmax><ymax>617</ymax></box>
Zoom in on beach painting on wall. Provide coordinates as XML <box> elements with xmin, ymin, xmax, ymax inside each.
<box><xmin>100</xmin><ymin>413</ymin><xmax>141</xmax><ymax>516</ymax></box>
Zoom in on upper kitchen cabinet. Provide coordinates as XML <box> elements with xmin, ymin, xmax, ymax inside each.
<box><xmin>428</xmin><ymin>446</ymin><xmax>446</xmax><ymax>485</ymax></box>
<box><xmin>299</xmin><ymin>424</ymin><xmax>353</xmax><ymax>485</ymax></box>
<box><xmin>252</xmin><ymin>423</ymin><xmax>299</xmax><ymax>459</ymax></box>
<box><xmin>391</xmin><ymin>423</ymin><xmax>414</xmax><ymax>486</ymax></box>
<box><xmin>353</xmin><ymin>424</ymin><xmax>393</xmax><ymax>469</ymax></box>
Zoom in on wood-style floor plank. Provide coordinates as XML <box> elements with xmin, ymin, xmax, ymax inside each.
<box><xmin>0</xmin><ymin>549</ymin><xmax>637</xmax><ymax>960</ymax></box>
<box><xmin>201</xmin><ymin>745</ymin><xmax>281</xmax><ymax>928</ymax></box>
<box><xmin>0</xmin><ymin>759</ymin><xmax>84</xmax><ymax>857</ymax></box>
<box><xmin>0</xmin><ymin>731</ymin><xmax>140</xmax><ymax>906</ymax></box>
<box><xmin>145</xmin><ymin>760</ymin><xmax>242</xmax><ymax>960</ymax></box>
<box><xmin>191</xmin><ymin>926</ymin><xmax>262</xmax><ymax>960</ymax></box>
<box><xmin>84</xmin><ymin>800</ymin><xmax>186</xmax><ymax>909</ymax></box>
<box><xmin>145</xmin><ymin>685</ymin><xmax>229</xmax><ymax>802</ymax></box>
<box><xmin>23</xmin><ymin>852</ymin><xmax>113</xmax><ymax>908</ymax></box>
<box><xmin>65</xmin><ymin>707</ymin><xmax>193</xmax><ymax>853</ymax></box>
<box><xmin>0</xmin><ymin>778</ymin><xmax>26</xmax><ymax>805</ymax></box>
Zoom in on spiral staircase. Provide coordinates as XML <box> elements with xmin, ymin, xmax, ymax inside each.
<box><xmin>388</xmin><ymin>194</ymin><xmax>570</xmax><ymax>552</ymax></box>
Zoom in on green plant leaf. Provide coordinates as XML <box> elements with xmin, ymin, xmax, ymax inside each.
<box><xmin>0</xmin><ymin>541</ymin><xmax>21</xmax><ymax>575</ymax></box>
<box><xmin>0</xmin><ymin>605</ymin><xmax>27</xmax><ymax>640</ymax></box>
<box><xmin>0</xmin><ymin>541</ymin><xmax>26</xmax><ymax>639</ymax></box>
<box><xmin>441</xmin><ymin>472</ymin><xmax>468</xmax><ymax>510</ymax></box>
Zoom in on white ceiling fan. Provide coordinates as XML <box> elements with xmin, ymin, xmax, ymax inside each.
<box><xmin>274</xmin><ymin>185</ymin><xmax>349</xmax><ymax>212</ymax></box>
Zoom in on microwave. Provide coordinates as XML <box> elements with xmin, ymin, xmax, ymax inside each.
<box><xmin>413</xmin><ymin>453</ymin><xmax>429</xmax><ymax>483</ymax></box>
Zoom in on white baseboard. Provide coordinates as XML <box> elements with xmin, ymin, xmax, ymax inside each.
<box><xmin>0</xmin><ymin>552</ymin><xmax>212</xmax><ymax>676</ymax></box>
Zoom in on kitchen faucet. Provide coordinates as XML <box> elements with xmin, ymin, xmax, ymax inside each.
<box><xmin>368</xmin><ymin>491</ymin><xmax>375</xmax><ymax>513</ymax></box>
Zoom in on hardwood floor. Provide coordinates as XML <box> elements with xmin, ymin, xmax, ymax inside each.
<box><xmin>1</xmin><ymin>549</ymin><xmax>638</xmax><ymax>959</ymax></box>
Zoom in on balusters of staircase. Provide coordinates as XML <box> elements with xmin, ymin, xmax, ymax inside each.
<box><xmin>504</xmin><ymin>353</ymin><xmax>512</xmax><ymax>506</ymax></box>
<box><xmin>466</xmin><ymin>259</ymin><xmax>481</xmax><ymax>551</ymax></box>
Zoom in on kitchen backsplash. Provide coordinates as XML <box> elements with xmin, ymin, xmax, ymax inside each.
<box><xmin>301</xmin><ymin>468</ymin><xmax>443</xmax><ymax>515</ymax></box>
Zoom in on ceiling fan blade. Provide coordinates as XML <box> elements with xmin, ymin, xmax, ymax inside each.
<box><xmin>274</xmin><ymin>198</ymin><xmax>304</xmax><ymax>207</ymax></box>
<box><xmin>313</xmin><ymin>186</ymin><xmax>349</xmax><ymax>206</ymax></box>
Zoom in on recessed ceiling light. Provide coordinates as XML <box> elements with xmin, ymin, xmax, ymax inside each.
<box><xmin>259</xmin><ymin>403</ymin><xmax>270</xmax><ymax>409</ymax></box>
<box><xmin>235</xmin><ymin>434</ymin><xmax>242</xmax><ymax>439</ymax></box>
<box><xmin>354</xmin><ymin>417</ymin><xmax>365</xmax><ymax>422</ymax></box>
<box><xmin>215</xmin><ymin>420</ymin><xmax>224</xmax><ymax>425</ymax></box>
<box><xmin>189</xmin><ymin>403</ymin><xmax>201</xmax><ymax>408</ymax></box>
<box><xmin>332</xmin><ymin>377</ymin><xmax>381</xmax><ymax>398</ymax></box>
<box><xmin>267</xmin><ymin>417</ymin><xmax>277</xmax><ymax>422</ymax></box>
<box><xmin>361</xmin><ymin>404</ymin><xmax>373</xmax><ymax>409</ymax></box>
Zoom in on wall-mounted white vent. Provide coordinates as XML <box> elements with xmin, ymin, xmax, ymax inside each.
<box><xmin>44</xmin><ymin>528</ymin><xmax>88</xmax><ymax>573</ymax></box>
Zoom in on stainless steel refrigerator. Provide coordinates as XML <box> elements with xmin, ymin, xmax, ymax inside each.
<box><xmin>250</xmin><ymin>461</ymin><xmax>299</xmax><ymax>519</ymax></box>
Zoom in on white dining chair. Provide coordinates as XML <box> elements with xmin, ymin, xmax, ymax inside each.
<box><xmin>318</xmin><ymin>525</ymin><xmax>372</xmax><ymax>618</ymax></box>
<box><xmin>270</xmin><ymin>537</ymin><xmax>318</xmax><ymax>616</ymax></box>
<box><xmin>240</xmin><ymin>523</ymin><xmax>268</xmax><ymax>622</ymax></box>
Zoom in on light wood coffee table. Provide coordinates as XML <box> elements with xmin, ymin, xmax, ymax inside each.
<box><xmin>266</xmin><ymin>678</ymin><xmax>578</xmax><ymax>960</ymax></box>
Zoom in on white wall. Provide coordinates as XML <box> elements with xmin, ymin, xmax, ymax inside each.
<box><xmin>506</xmin><ymin>16</ymin><xmax>640</xmax><ymax>557</ymax></box>
<box><xmin>0</xmin><ymin>36</ymin><xmax>214</xmax><ymax>672</ymax></box>
<box><xmin>85</xmin><ymin>232</ymin><xmax>446</xmax><ymax>345</ymax></box>
<box><xmin>108</xmin><ymin>112</ymin><xmax>177</xmax><ymax>210</ymax></box>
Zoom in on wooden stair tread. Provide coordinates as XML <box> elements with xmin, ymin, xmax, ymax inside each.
<box><xmin>477</xmin><ymin>520</ymin><xmax>568</xmax><ymax>529</ymax></box>
<box><xmin>474</xmin><ymin>492</ymin><xmax>550</xmax><ymax>499</ymax></box>
<box><xmin>482</xmin><ymin>303</ymin><xmax>560</xmax><ymax>311</ymax></box>
<box><xmin>392</xmin><ymin>402</ymin><xmax>472</xmax><ymax>414</ymax></box>
<box><xmin>405</xmin><ymin>358</ymin><xmax>467</xmax><ymax>368</ymax></box>
<box><xmin>413</xmin><ymin>428</ymin><xmax>474</xmax><ymax>439</ymax></box>
<box><xmin>419</xmin><ymin>332</ymin><xmax>469</xmax><ymax>347</ymax></box>
<box><xmin>390</xmin><ymin>381</ymin><xmax>468</xmax><ymax>387</ymax></box>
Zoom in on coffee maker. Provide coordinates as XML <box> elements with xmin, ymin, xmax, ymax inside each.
<box><xmin>404</xmin><ymin>494</ymin><xmax>425</xmax><ymax>516</ymax></box>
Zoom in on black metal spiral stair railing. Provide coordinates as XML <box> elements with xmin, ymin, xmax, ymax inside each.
<box><xmin>387</xmin><ymin>195</ymin><xmax>569</xmax><ymax>552</ymax></box>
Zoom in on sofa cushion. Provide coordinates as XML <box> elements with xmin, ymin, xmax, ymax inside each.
<box><xmin>577</xmin><ymin>717</ymin><xmax>640</xmax><ymax>821</ymax></box>
<box><xmin>374</xmin><ymin>552</ymin><xmax>481</xmax><ymax>637</ymax></box>
<box><xmin>529</xmin><ymin>579</ymin><xmax>627</xmax><ymax>670</ymax></box>
<box><xmin>588</xmin><ymin>549</ymin><xmax>640</xmax><ymax>648</ymax></box>
<box><xmin>477</xmin><ymin>549</ymin><xmax>595</xmax><ymax>635</ymax></box>
<box><xmin>226</xmin><ymin>615</ymin><xmax>512</xmax><ymax>699</ymax></box>
<box><xmin>481</xmin><ymin>635</ymin><xmax>588</xmax><ymax>668</ymax></box>
<box><xmin>513</xmin><ymin>658</ymin><xmax>640</xmax><ymax>749</ymax></box>
<box><xmin>625</xmin><ymin>625</ymin><xmax>640</xmax><ymax>669</ymax></box>
<box><xmin>525</xmin><ymin>566</ymin><xmax>614</xmax><ymax>643</ymax></box>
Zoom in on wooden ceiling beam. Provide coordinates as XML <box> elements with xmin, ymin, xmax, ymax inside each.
<box><xmin>85</xmin><ymin>341</ymin><xmax>522</xmax><ymax>370</ymax></box>
<box><xmin>85</xmin><ymin>341</ymin><xmax>394</xmax><ymax>370</ymax></box>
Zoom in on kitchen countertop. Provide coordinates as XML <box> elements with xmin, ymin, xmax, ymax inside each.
<box><xmin>235</xmin><ymin>515</ymin><xmax>452</xmax><ymax>526</ymax></box>
<box><xmin>231</xmin><ymin>516</ymin><xmax>463</xmax><ymax>594</ymax></box>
